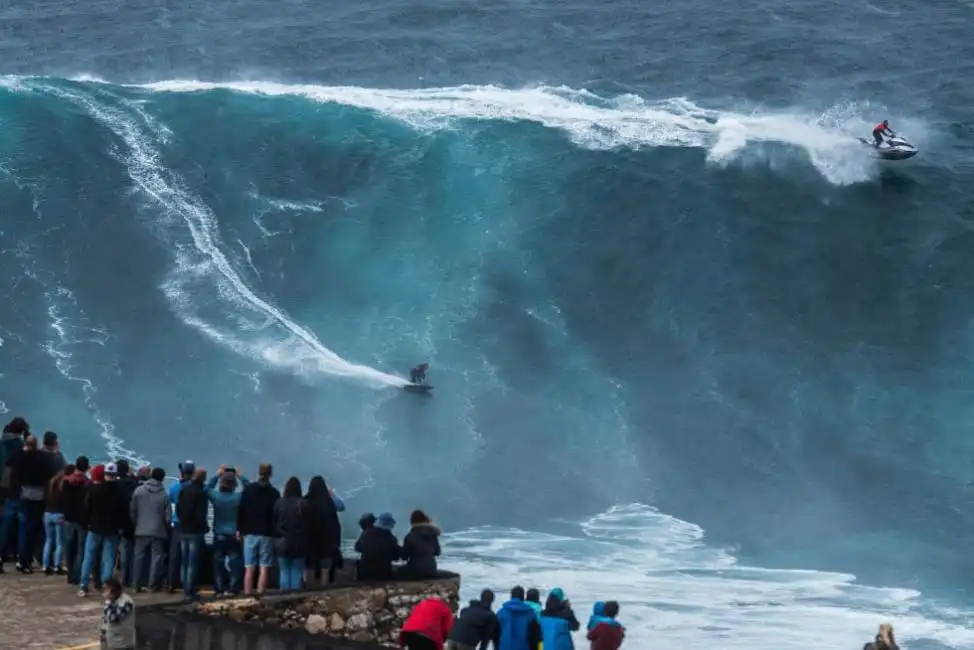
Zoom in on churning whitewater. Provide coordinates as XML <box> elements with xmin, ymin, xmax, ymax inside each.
<box><xmin>2</xmin><ymin>17</ymin><xmax>974</xmax><ymax>647</ymax></box>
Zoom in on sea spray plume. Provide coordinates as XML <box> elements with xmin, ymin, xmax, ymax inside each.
<box><xmin>118</xmin><ymin>79</ymin><xmax>882</xmax><ymax>185</ymax></box>
<box><xmin>33</xmin><ymin>79</ymin><xmax>406</xmax><ymax>389</ymax></box>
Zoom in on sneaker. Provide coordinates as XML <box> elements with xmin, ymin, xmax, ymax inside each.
<box><xmin>55</xmin><ymin>567</ymin><xmax>66</xmax><ymax>576</ymax></box>
<box><xmin>43</xmin><ymin>567</ymin><xmax>53</xmax><ymax>576</ymax></box>
<box><xmin>77</xmin><ymin>588</ymin><xmax>88</xmax><ymax>598</ymax></box>
<box><xmin>15</xmin><ymin>563</ymin><xmax>32</xmax><ymax>574</ymax></box>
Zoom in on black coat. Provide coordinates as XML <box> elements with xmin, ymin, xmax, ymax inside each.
<box><xmin>305</xmin><ymin>494</ymin><xmax>341</xmax><ymax>562</ymax></box>
<box><xmin>273</xmin><ymin>496</ymin><xmax>309</xmax><ymax>558</ymax></box>
<box><xmin>176</xmin><ymin>481</ymin><xmax>209</xmax><ymax>535</ymax></box>
<box><xmin>355</xmin><ymin>527</ymin><xmax>401</xmax><ymax>581</ymax></box>
<box><xmin>237</xmin><ymin>481</ymin><xmax>280</xmax><ymax>537</ymax></box>
<box><xmin>450</xmin><ymin>600</ymin><xmax>500</xmax><ymax>650</ymax></box>
<box><xmin>400</xmin><ymin>523</ymin><xmax>441</xmax><ymax>579</ymax></box>
<box><xmin>84</xmin><ymin>481</ymin><xmax>128</xmax><ymax>536</ymax></box>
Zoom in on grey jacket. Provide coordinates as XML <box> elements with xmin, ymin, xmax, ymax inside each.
<box><xmin>129</xmin><ymin>479</ymin><xmax>171</xmax><ymax>539</ymax></box>
<box><xmin>100</xmin><ymin>592</ymin><xmax>136</xmax><ymax>649</ymax></box>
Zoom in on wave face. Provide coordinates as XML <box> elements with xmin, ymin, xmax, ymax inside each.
<box><xmin>2</xmin><ymin>71</ymin><xmax>974</xmax><ymax>648</ymax></box>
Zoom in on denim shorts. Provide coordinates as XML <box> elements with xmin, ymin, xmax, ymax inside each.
<box><xmin>243</xmin><ymin>535</ymin><xmax>275</xmax><ymax>568</ymax></box>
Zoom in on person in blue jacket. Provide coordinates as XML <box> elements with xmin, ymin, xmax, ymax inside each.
<box><xmin>497</xmin><ymin>586</ymin><xmax>542</xmax><ymax>650</ymax></box>
<box><xmin>539</xmin><ymin>587</ymin><xmax>580</xmax><ymax>650</ymax></box>
<box><xmin>166</xmin><ymin>461</ymin><xmax>197</xmax><ymax>592</ymax></box>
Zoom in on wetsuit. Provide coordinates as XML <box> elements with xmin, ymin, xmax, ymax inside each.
<box><xmin>410</xmin><ymin>365</ymin><xmax>428</xmax><ymax>384</ymax></box>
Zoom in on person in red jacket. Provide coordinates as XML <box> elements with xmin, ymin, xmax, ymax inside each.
<box><xmin>400</xmin><ymin>597</ymin><xmax>455</xmax><ymax>650</ymax></box>
<box><xmin>586</xmin><ymin>601</ymin><xmax>624</xmax><ymax>650</ymax></box>
<box><xmin>872</xmin><ymin>120</ymin><xmax>894</xmax><ymax>147</ymax></box>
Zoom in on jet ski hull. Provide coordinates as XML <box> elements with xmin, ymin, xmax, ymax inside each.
<box><xmin>859</xmin><ymin>136</ymin><xmax>918</xmax><ymax>160</ymax></box>
<box><xmin>404</xmin><ymin>383</ymin><xmax>434</xmax><ymax>394</ymax></box>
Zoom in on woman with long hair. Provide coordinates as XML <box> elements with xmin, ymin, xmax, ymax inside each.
<box><xmin>303</xmin><ymin>475</ymin><xmax>342</xmax><ymax>587</ymax></box>
<box><xmin>273</xmin><ymin>476</ymin><xmax>309</xmax><ymax>591</ymax></box>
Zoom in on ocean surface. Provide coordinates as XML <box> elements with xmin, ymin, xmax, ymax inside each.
<box><xmin>2</xmin><ymin>0</ymin><xmax>974</xmax><ymax>647</ymax></box>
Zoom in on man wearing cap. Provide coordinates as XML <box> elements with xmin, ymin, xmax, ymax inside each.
<box><xmin>78</xmin><ymin>462</ymin><xmax>128</xmax><ymax>597</ymax></box>
<box><xmin>166</xmin><ymin>461</ymin><xmax>196</xmax><ymax>593</ymax></box>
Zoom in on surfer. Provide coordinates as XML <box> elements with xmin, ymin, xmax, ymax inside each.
<box><xmin>872</xmin><ymin>120</ymin><xmax>894</xmax><ymax>147</ymax></box>
<box><xmin>409</xmin><ymin>363</ymin><xmax>429</xmax><ymax>385</ymax></box>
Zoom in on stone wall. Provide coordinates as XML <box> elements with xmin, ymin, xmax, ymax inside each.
<box><xmin>192</xmin><ymin>574</ymin><xmax>460</xmax><ymax>647</ymax></box>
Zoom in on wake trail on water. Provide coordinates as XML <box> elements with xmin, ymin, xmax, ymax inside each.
<box><xmin>25</xmin><ymin>80</ymin><xmax>406</xmax><ymax>390</ymax></box>
<box><xmin>111</xmin><ymin>78</ymin><xmax>905</xmax><ymax>186</ymax></box>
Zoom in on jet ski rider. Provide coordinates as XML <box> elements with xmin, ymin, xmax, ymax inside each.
<box><xmin>872</xmin><ymin>120</ymin><xmax>894</xmax><ymax>147</ymax></box>
<box><xmin>410</xmin><ymin>363</ymin><xmax>429</xmax><ymax>384</ymax></box>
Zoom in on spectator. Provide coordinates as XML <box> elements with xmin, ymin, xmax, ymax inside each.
<box><xmin>166</xmin><ymin>460</ymin><xmax>195</xmax><ymax>593</ymax></box>
<box><xmin>586</xmin><ymin>601</ymin><xmax>624</xmax><ymax>650</ymax></box>
<box><xmin>41</xmin><ymin>431</ymin><xmax>66</xmax><ymax>472</ymax></box>
<box><xmin>99</xmin><ymin>578</ymin><xmax>136</xmax><ymax>650</ymax></box>
<box><xmin>11</xmin><ymin>435</ymin><xmax>59</xmax><ymax>573</ymax></box>
<box><xmin>273</xmin><ymin>476</ymin><xmax>309</xmax><ymax>591</ymax></box>
<box><xmin>399</xmin><ymin>509</ymin><xmax>441</xmax><ymax>580</ymax></box>
<box><xmin>61</xmin><ymin>456</ymin><xmax>91</xmax><ymax>584</ymax></box>
<box><xmin>864</xmin><ymin>623</ymin><xmax>900</xmax><ymax>650</ymax></box>
<box><xmin>41</xmin><ymin>465</ymin><xmax>72</xmax><ymax>575</ymax></box>
<box><xmin>206</xmin><ymin>465</ymin><xmax>249</xmax><ymax>596</ymax></box>
<box><xmin>237</xmin><ymin>463</ymin><xmax>280</xmax><ymax>595</ymax></box>
<box><xmin>497</xmin><ymin>587</ymin><xmax>542</xmax><ymax>650</ymax></box>
<box><xmin>539</xmin><ymin>587</ymin><xmax>580</xmax><ymax>650</ymax></box>
<box><xmin>304</xmin><ymin>475</ymin><xmax>341</xmax><ymax>587</ymax></box>
<box><xmin>115</xmin><ymin>459</ymin><xmax>139</xmax><ymax>588</ymax></box>
<box><xmin>135</xmin><ymin>465</ymin><xmax>151</xmax><ymax>486</ymax></box>
<box><xmin>355</xmin><ymin>512</ymin><xmax>401</xmax><ymax>581</ymax></box>
<box><xmin>525</xmin><ymin>589</ymin><xmax>543</xmax><ymax>620</ymax></box>
<box><xmin>0</xmin><ymin>421</ymin><xmax>28</xmax><ymax>572</ymax></box>
<box><xmin>130</xmin><ymin>467</ymin><xmax>171</xmax><ymax>592</ymax></box>
<box><xmin>176</xmin><ymin>468</ymin><xmax>209</xmax><ymax>601</ymax></box>
<box><xmin>400</xmin><ymin>597</ymin><xmax>455</xmax><ymax>650</ymax></box>
<box><xmin>79</xmin><ymin>463</ymin><xmax>127</xmax><ymax>597</ymax></box>
<box><xmin>449</xmin><ymin>589</ymin><xmax>499</xmax><ymax>650</ymax></box>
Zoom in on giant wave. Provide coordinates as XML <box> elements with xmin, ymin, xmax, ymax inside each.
<box><xmin>1</xmin><ymin>75</ymin><xmax>972</xmax><ymax>649</ymax></box>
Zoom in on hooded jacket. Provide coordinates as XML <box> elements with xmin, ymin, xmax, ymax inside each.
<box><xmin>60</xmin><ymin>472</ymin><xmax>91</xmax><ymax>525</ymax></box>
<box><xmin>400</xmin><ymin>598</ymin><xmax>455</xmax><ymax>650</ymax></box>
<box><xmin>587</xmin><ymin>620</ymin><xmax>624</xmax><ymax>650</ymax></box>
<box><xmin>401</xmin><ymin>522</ymin><xmax>442</xmax><ymax>579</ymax></box>
<box><xmin>450</xmin><ymin>599</ymin><xmax>500</xmax><ymax>650</ymax></box>
<box><xmin>539</xmin><ymin>592</ymin><xmax>580</xmax><ymax>650</ymax></box>
<box><xmin>237</xmin><ymin>480</ymin><xmax>280</xmax><ymax>537</ymax></box>
<box><xmin>130</xmin><ymin>478</ymin><xmax>171</xmax><ymax>539</ymax></box>
<box><xmin>273</xmin><ymin>496</ymin><xmax>309</xmax><ymax>558</ymax></box>
<box><xmin>85</xmin><ymin>479</ymin><xmax>129</xmax><ymax>536</ymax></box>
<box><xmin>100</xmin><ymin>592</ymin><xmax>136</xmax><ymax>650</ymax></box>
<box><xmin>497</xmin><ymin>599</ymin><xmax>542</xmax><ymax>650</ymax></box>
<box><xmin>355</xmin><ymin>526</ymin><xmax>402</xmax><ymax>581</ymax></box>
<box><xmin>176</xmin><ymin>480</ymin><xmax>209</xmax><ymax>535</ymax></box>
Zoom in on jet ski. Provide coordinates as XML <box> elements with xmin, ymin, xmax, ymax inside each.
<box><xmin>404</xmin><ymin>383</ymin><xmax>433</xmax><ymax>394</ymax></box>
<box><xmin>858</xmin><ymin>134</ymin><xmax>918</xmax><ymax>160</ymax></box>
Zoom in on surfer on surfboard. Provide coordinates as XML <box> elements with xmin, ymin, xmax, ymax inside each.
<box><xmin>410</xmin><ymin>363</ymin><xmax>429</xmax><ymax>385</ymax></box>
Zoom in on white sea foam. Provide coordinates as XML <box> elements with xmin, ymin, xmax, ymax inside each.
<box><xmin>444</xmin><ymin>504</ymin><xmax>974</xmax><ymax>650</ymax></box>
<box><xmin>121</xmin><ymin>79</ymin><xmax>908</xmax><ymax>186</ymax></box>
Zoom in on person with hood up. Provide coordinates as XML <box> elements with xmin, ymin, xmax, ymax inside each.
<box><xmin>400</xmin><ymin>597</ymin><xmax>455</xmax><ymax>650</ymax></box>
<box><xmin>304</xmin><ymin>475</ymin><xmax>341</xmax><ymax>587</ymax></box>
<box><xmin>497</xmin><ymin>586</ymin><xmax>542</xmax><ymax>650</ymax></box>
<box><xmin>237</xmin><ymin>463</ymin><xmax>281</xmax><ymax>595</ymax></box>
<box><xmin>99</xmin><ymin>578</ymin><xmax>136</xmax><ymax>650</ymax></box>
<box><xmin>539</xmin><ymin>588</ymin><xmax>580</xmax><ymax>650</ymax></box>
<box><xmin>79</xmin><ymin>463</ymin><xmax>128</xmax><ymax>597</ymax></box>
<box><xmin>130</xmin><ymin>467</ymin><xmax>171</xmax><ymax>592</ymax></box>
<box><xmin>41</xmin><ymin>464</ymin><xmax>72</xmax><ymax>575</ymax></box>
<box><xmin>176</xmin><ymin>468</ymin><xmax>209</xmax><ymax>600</ymax></box>
<box><xmin>61</xmin><ymin>456</ymin><xmax>91</xmax><ymax>585</ymax></box>
<box><xmin>524</xmin><ymin>589</ymin><xmax>543</xmax><ymax>620</ymax></box>
<box><xmin>273</xmin><ymin>476</ymin><xmax>310</xmax><ymax>591</ymax></box>
<box><xmin>586</xmin><ymin>602</ymin><xmax>624</xmax><ymax>650</ymax></box>
<box><xmin>114</xmin><ymin>459</ymin><xmax>139</xmax><ymax>587</ymax></box>
<box><xmin>863</xmin><ymin>623</ymin><xmax>900</xmax><ymax>650</ymax></box>
<box><xmin>399</xmin><ymin>508</ymin><xmax>442</xmax><ymax>580</ymax></box>
<box><xmin>206</xmin><ymin>466</ymin><xmax>249</xmax><ymax>596</ymax></box>
<box><xmin>355</xmin><ymin>511</ymin><xmax>402</xmax><ymax>581</ymax></box>
<box><xmin>449</xmin><ymin>588</ymin><xmax>499</xmax><ymax>650</ymax></box>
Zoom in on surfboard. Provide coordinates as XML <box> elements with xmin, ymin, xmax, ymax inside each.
<box><xmin>404</xmin><ymin>383</ymin><xmax>434</xmax><ymax>393</ymax></box>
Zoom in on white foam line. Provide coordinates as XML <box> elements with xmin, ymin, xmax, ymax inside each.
<box><xmin>35</xmin><ymin>81</ymin><xmax>406</xmax><ymax>389</ymax></box>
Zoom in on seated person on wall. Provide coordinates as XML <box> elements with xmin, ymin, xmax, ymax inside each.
<box><xmin>397</xmin><ymin>509</ymin><xmax>441</xmax><ymax>580</ymax></box>
<box><xmin>400</xmin><ymin>596</ymin><xmax>455</xmax><ymax>650</ymax></box>
<box><xmin>356</xmin><ymin>512</ymin><xmax>402</xmax><ymax>581</ymax></box>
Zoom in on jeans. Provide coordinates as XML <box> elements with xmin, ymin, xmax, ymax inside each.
<box><xmin>16</xmin><ymin>499</ymin><xmax>44</xmax><ymax>567</ymax></box>
<box><xmin>179</xmin><ymin>533</ymin><xmax>204</xmax><ymax>598</ymax></box>
<box><xmin>119</xmin><ymin>537</ymin><xmax>135</xmax><ymax>587</ymax></box>
<box><xmin>278</xmin><ymin>556</ymin><xmax>305</xmax><ymax>591</ymax></box>
<box><xmin>80</xmin><ymin>532</ymin><xmax>119</xmax><ymax>591</ymax></box>
<box><xmin>63</xmin><ymin>522</ymin><xmax>87</xmax><ymax>583</ymax></box>
<box><xmin>41</xmin><ymin>512</ymin><xmax>65</xmax><ymax>569</ymax></box>
<box><xmin>133</xmin><ymin>536</ymin><xmax>166</xmax><ymax>590</ymax></box>
<box><xmin>0</xmin><ymin>498</ymin><xmax>21</xmax><ymax>563</ymax></box>
<box><xmin>212</xmin><ymin>534</ymin><xmax>243</xmax><ymax>594</ymax></box>
<box><xmin>167</xmin><ymin>529</ymin><xmax>182</xmax><ymax>590</ymax></box>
